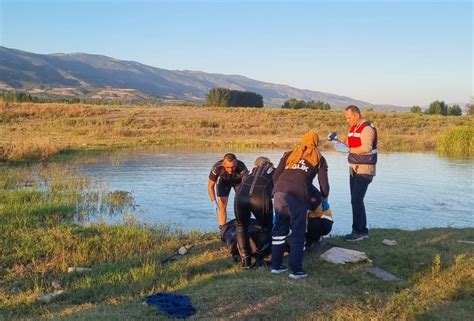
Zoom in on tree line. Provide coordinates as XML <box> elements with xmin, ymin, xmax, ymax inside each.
<box><xmin>206</xmin><ymin>88</ymin><xmax>263</xmax><ymax>107</ymax></box>
<box><xmin>410</xmin><ymin>100</ymin><xmax>470</xmax><ymax>116</ymax></box>
<box><xmin>282</xmin><ymin>98</ymin><xmax>331</xmax><ymax>110</ymax></box>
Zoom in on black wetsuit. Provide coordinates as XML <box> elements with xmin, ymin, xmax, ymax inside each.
<box><xmin>234</xmin><ymin>163</ymin><xmax>274</xmax><ymax>261</ymax></box>
<box><xmin>209</xmin><ymin>160</ymin><xmax>248</xmax><ymax>197</ymax></box>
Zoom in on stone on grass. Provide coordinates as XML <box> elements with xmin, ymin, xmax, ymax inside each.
<box><xmin>37</xmin><ymin>290</ymin><xmax>65</xmax><ymax>303</ymax></box>
<box><xmin>320</xmin><ymin>247</ymin><xmax>372</xmax><ymax>265</ymax></box>
<box><xmin>67</xmin><ymin>267</ymin><xmax>92</xmax><ymax>273</ymax></box>
<box><xmin>382</xmin><ymin>239</ymin><xmax>397</xmax><ymax>246</ymax></box>
<box><xmin>367</xmin><ymin>266</ymin><xmax>401</xmax><ymax>281</ymax></box>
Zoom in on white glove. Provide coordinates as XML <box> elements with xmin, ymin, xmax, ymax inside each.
<box><xmin>335</xmin><ymin>142</ymin><xmax>350</xmax><ymax>153</ymax></box>
<box><xmin>211</xmin><ymin>200</ymin><xmax>218</xmax><ymax>215</ymax></box>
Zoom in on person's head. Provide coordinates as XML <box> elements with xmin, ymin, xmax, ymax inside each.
<box><xmin>254</xmin><ymin>156</ymin><xmax>273</xmax><ymax>168</ymax></box>
<box><xmin>285</xmin><ymin>131</ymin><xmax>321</xmax><ymax>169</ymax></box>
<box><xmin>299</xmin><ymin>131</ymin><xmax>319</xmax><ymax>148</ymax></box>
<box><xmin>344</xmin><ymin>105</ymin><xmax>362</xmax><ymax>127</ymax></box>
<box><xmin>223</xmin><ymin>153</ymin><xmax>237</xmax><ymax>174</ymax></box>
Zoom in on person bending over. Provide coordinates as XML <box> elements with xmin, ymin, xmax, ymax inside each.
<box><xmin>208</xmin><ymin>153</ymin><xmax>249</xmax><ymax>229</ymax></box>
<box><xmin>271</xmin><ymin>132</ymin><xmax>330</xmax><ymax>280</ymax></box>
<box><xmin>234</xmin><ymin>156</ymin><xmax>274</xmax><ymax>268</ymax></box>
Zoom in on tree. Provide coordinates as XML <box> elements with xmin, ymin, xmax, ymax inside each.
<box><xmin>206</xmin><ymin>88</ymin><xmax>263</xmax><ymax>107</ymax></box>
<box><xmin>282</xmin><ymin>99</ymin><xmax>331</xmax><ymax>110</ymax></box>
<box><xmin>447</xmin><ymin>104</ymin><xmax>462</xmax><ymax>116</ymax></box>
<box><xmin>410</xmin><ymin>105</ymin><xmax>422</xmax><ymax>113</ymax></box>
<box><xmin>206</xmin><ymin>88</ymin><xmax>230</xmax><ymax>107</ymax></box>
<box><xmin>466</xmin><ymin>103</ymin><xmax>474</xmax><ymax>115</ymax></box>
<box><xmin>426</xmin><ymin>100</ymin><xmax>447</xmax><ymax>115</ymax></box>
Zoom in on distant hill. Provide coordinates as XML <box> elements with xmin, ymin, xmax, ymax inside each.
<box><xmin>0</xmin><ymin>46</ymin><xmax>408</xmax><ymax>110</ymax></box>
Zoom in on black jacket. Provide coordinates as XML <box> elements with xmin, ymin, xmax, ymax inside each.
<box><xmin>273</xmin><ymin>152</ymin><xmax>329</xmax><ymax>202</ymax></box>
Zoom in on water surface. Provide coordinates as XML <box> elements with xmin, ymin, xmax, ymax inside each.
<box><xmin>78</xmin><ymin>150</ymin><xmax>474</xmax><ymax>234</ymax></box>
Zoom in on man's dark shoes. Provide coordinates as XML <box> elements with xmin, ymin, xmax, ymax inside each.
<box><xmin>343</xmin><ymin>232</ymin><xmax>369</xmax><ymax>242</ymax></box>
<box><xmin>271</xmin><ymin>265</ymin><xmax>288</xmax><ymax>274</ymax></box>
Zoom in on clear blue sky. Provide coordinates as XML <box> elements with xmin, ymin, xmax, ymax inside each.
<box><xmin>1</xmin><ymin>0</ymin><xmax>472</xmax><ymax>106</ymax></box>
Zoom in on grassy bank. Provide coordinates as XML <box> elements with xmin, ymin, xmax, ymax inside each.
<box><xmin>437</xmin><ymin>126</ymin><xmax>474</xmax><ymax>157</ymax></box>
<box><xmin>1</xmin><ymin>165</ymin><xmax>473</xmax><ymax>320</ymax></box>
<box><xmin>1</xmin><ymin>102</ymin><xmax>473</xmax><ymax>161</ymax></box>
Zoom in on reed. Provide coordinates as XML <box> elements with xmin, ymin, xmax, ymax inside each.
<box><xmin>437</xmin><ymin>126</ymin><xmax>474</xmax><ymax>156</ymax></box>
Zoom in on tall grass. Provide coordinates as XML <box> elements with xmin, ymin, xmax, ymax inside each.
<box><xmin>1</xmin><ymin>102</ymin><xmax>473</xmax><ymax>161</ymax></box>
<box><xmin>437</xmin><ymin>126</ymin><xmax>474</xmax><ymax>156</ymax></box>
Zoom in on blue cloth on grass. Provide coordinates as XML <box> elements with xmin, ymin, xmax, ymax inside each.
<box><xmin>144</xmin><ymin>292</ymin><xmax>196</xmax><ymax>319</ymax></box>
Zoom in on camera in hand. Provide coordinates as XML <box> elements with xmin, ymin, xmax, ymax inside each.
<box><xmin>327</xmin><ymin>132</ymin><xmax>338</xmax><ymax>142</ymax></box>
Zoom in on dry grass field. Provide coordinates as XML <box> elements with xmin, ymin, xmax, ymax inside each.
<box><xmin>0</xmin><ymin>101</ymin><xmax>472</xmax><ymax>161</ymax></box>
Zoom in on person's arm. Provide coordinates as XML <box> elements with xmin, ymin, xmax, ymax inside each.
<box><xmin>349</xmin><ymin>126</ymin><xmax>375</xmax><ymax>154</ymax></box>
<box><xmin>317</xmin><ymin>157</ymin><xmax>330</xmax><ymax>199</ymax></box>
<box><xmin>272</xmin><ymin>152</ymin><xmax>288</xmax><ymax>185</ymax></box>
<box><xmin>208</xmin><ymin>179</ymin><xmax>216</xmax><ymax>202</ymax></box>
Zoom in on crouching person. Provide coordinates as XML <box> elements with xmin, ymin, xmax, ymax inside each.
<box><xmin>234</xmin><ymin>156</ymin><xmax>274</xmax><ymax>268</ymax></box>
<box><xmin>220</xmin><ymin>218</ymin><xmax>272</xmax><ymax>265</ymax></box>
<box><xmin>306</xmin><ymin>185</ymin><xmax>333</xmax><ymax>252</ymax></box>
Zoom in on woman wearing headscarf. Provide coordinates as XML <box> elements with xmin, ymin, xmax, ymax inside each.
<box><xmin>271</xmin><ymin>132</ymin><xmax>330</xmax><ymax>279</ymax></box>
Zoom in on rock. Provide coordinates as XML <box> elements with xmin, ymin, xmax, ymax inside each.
<box><xmin>51</xmin><ymin>280</ymin><xmax>62</xmax><ymax>289</ymax></box>
<box><xmin>367</xmin><ymin>267</ymin><xmax>401</xmax><ymax>281</ymax></box>
<box><xmin>67</xmin><ymin>267</ymin><xmax>92</xmax><ymax>273</ymax></box>
<box><xmin>457</xmin><ymin>240</ymin><xmax>474</xmax><ymax>244</ymax></box>
<box><xmin>37</xmin><ymin>290</ymin><xmax>65</xmax><ymax>303</ymax></box>
<box><xmin>178</xmin><ymin>246</ymin><xmax>188</xmax><ymax>255</ymax></box>
<box><xmin>382</xmin><ymin>239</ymin><xmax>397</xmax><ymax>246</ymax></box>
<box><xmin>320</xmin><ymin>247</ymin><xmax>372</xmax><ymax>265</ymax></box>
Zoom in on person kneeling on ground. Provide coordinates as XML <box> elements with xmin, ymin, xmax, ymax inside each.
<box><xmin>306</xmin><ymin>185</ymin><xmax>333</xmax><ymax>253</ymax></box>
<box><xmin>220</xmin><ymin>218</ymin><xmax>272</xmax><ymax>265</ymax></box>
<box><xmin>234</xmin><ymin>156</ymin><xmax>274</xmax><ymax>269</ymax></box>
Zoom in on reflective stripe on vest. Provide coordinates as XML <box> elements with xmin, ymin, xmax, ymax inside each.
<box><xmin>347</xmin><ymin>121</ymin><xmax>378</xmax><ymax>165</ymax></box>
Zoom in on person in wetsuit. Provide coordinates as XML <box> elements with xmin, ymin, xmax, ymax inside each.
<box><xmin>234</xmin><ymin>156</ymin><xmax>274</xmax><ymax>268</ymax></box>
<box><xmin>208</xmin><ymin>153</ymin><xmax>249</xmax><ymax>229</ymax></box>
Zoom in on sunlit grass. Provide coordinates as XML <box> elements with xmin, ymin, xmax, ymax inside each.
<box><xmin>437</xmin><ymin>126</ymin><xmax>474</xmax><ymax>157</ymax></box>
<box><xmin>1</xmin><ymin>102</ymin><xmax>473</xmax><ymax>161</ymax></box>
<box><xmin>1</xmin><ymin>164</ymin><xmax>472</xmax><ymax>320</ymax></box>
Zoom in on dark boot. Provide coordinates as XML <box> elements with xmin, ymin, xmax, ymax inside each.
<box><xmin>236</xmin><ymin>224</ymin><xmax>252</xmax><ymax>260</ymax></box>
<box><xmin>240</xmin><ymin>256</ymin><xmax>252</xmax><ymax>269</ymax></box>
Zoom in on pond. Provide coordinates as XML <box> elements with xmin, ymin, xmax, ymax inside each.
<box><xmin>77</xmin><ymin>150</ymin><xmax>474</xmax><ymax>235</ymax></box>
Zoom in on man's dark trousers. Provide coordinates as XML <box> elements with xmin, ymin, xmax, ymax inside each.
<box><xmin>349</xmin><ymin>172</ymin><xmax>373</xmax><ymax>235</ymax></box>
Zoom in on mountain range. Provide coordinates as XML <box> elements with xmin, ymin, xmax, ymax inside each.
<box><xmin>0</xmin><ymin>46</ymin><xmax>407</xmax><ymax>110</ymax></box>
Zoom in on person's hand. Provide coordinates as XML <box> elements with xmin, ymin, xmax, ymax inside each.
<box><xmin>327</xmin><ymin>132</ymin><xmax>338</xmax><ymax>142</ymax></box>
<box><xmin>335</xmin><ymin>142</ymin><xmax>349</xmax><ymax>153</ymax></box>
<box><xmin>211</xmin><ymin>200</ymin><xmax>218</xmax><ymax>215</ymax></box>
<box><xmin>322</xmin><ymin>199</ymin><xmax>330</xmax><ymax>211</ymax></box>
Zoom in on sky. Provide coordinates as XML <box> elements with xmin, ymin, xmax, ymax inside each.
<box><xmin>0</xmin><ymin>0</ymin><xmax>472</xmax><ymax>106</ymax></box>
